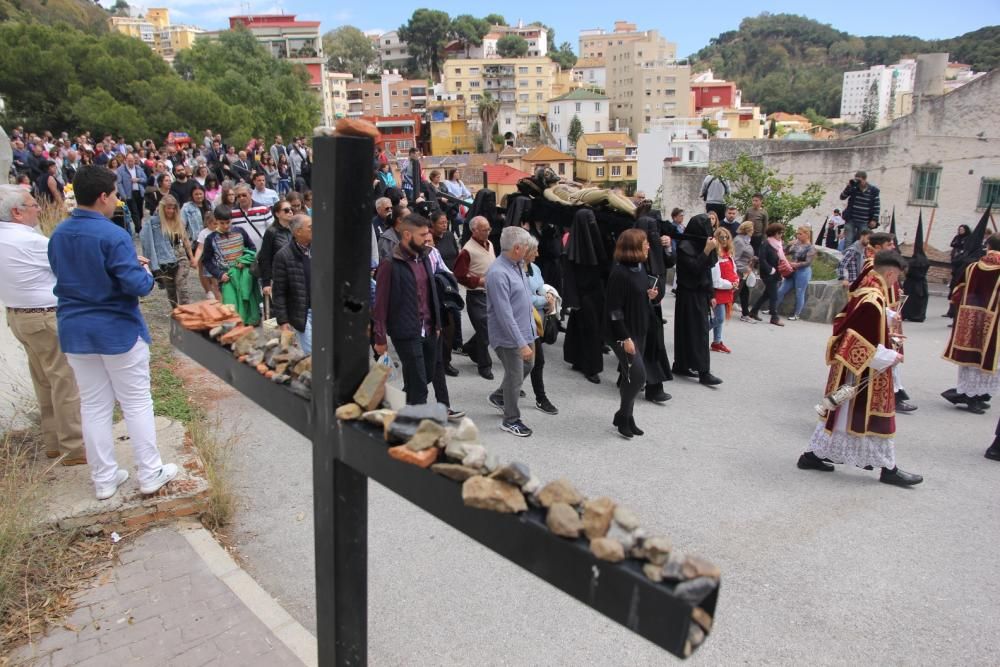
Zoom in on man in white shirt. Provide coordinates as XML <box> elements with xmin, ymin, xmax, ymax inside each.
<box><xmin>231</xmin><ymin>184</ymin><xmax>274</xmax><ymax>249</ymax></box>
<box><xmin>0</xmin><ymin>185</ymin><xmax>85</xmax><ymax>464</ymax></box>
<box><xmin>251</xmin><ymin>173</ymin><xmax>279</xmax><ymax>208</ymax></box>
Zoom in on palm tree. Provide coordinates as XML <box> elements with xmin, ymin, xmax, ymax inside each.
<box><xmin>478</xmin><ymin>92</ymin><xmax>500</xmax><ymax>152</ymax></box>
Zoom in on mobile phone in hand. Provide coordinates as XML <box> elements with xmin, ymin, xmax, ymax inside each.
<box><xmin>647</xmin><ymin>275</ymin><xmax>659</xmax><ymax>290</ymax></box>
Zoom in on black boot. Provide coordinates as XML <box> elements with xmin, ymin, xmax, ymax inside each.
<box><xmin>628</xmin><ymin>417</ymin><xmax>644</xmax><ymax>436</ymax></box>
<box><xmin>879</xmin><ymin>466</ymin><xmax>924</xmax><ymax>487</ymax></box>
<box><xmin>895</xmin><ymin>389</ymin><xmax>910</xmax><ymax>402</ymax></box>
<box><xmin>699</xmin><ymin>371</ymin><xmax>723</xmax><ymax>386</ymax></box>
<box><xmin>797</xmin><ymin>451</ymin><xmax>834</xmax><ymax>472</ymax></box>
<box><xmin>612</xmin><ymin>412</ymin><xmax>633</xmax><ymax>439</ymax></box>
<box><xmin>645</xmin><ymin>383</ymin><xmax>671</xmax><ymax>404</ymax></box>
<box><xmin>986</xmin><ymin>437</ymin><xmax>1000</xmax><ymax>461</ymax></box>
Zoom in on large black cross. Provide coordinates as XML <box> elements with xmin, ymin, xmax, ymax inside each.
<box><xmin>172</xmin><ymin>134</ymin><xmax>718</xmax><ymax>665</ymax></box>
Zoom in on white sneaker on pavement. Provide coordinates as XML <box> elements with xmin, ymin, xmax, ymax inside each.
<box><xmin>139</xmin><ymin>463</ymin><xmax>179</xmax><ymax>495</ymax></box>
<box><xmin>96</xmin><ymin>469</ymin><xmax>130</xmax><ymax>501</ymax></box>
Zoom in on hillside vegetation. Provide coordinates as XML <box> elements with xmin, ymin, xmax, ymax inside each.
<box><xmin>692</xmin><ymin>14</ymin><xmax>999</xmax><ymax>116</ymax></box>
<box><xmin>0</xmin><ymin>0</ymin><xmax>109</xmax><ymax>33</ymax></box>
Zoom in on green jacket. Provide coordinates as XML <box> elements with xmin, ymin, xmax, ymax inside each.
<box><xmin>220</xmin><ymin>247</ymin><xmax>261</xmax><ymax>325</ymax></box>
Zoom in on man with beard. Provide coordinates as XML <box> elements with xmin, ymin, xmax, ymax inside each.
<box><xmin>373</xmin><ymin>214</ymin><xmax>441</xmax><ymax>406</ymax></box>
<box><xmin>672</xmin><ymin>213</ymin><xmax>722</xmax><ymax>386</ymax></box>
<box><xmin>942</xmin><ymin>232</ymin><xmax>1000</xmax><ymax>415</ymax></box>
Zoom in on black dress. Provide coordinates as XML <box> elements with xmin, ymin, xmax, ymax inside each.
<box><xmin>605</xmin><ymin>262</ymin><xmax>651</xmax><ymax>419</ymax></box>
<box><xmin>563</xmin><ymin>209</ymin><xmax>606</xmax><ymax>379</ymax></box>
<box><xmin>673</xmin><ymin>214</ymin><xmax>716</xmax><ymax>375</ymax></box>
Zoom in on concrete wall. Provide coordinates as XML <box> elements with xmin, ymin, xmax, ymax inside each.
<box><xmin>662</xmin><ymin>70</ymin><xmax>1000</xmax><ymax>249</ymax></box>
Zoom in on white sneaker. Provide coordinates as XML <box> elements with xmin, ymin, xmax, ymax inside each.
<box><xmin>96</xmin><ymin>469</ymin><xmax>130</xmax><ymax>501</ymax></box>
<box><xmin>139</xmin><ymin>463</ymin><xmax>179</xmax><ymax>495</ymax></box>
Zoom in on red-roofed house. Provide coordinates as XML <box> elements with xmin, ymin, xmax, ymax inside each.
<box><xmin>226</xmin><ymin>15</ymin><xmax>330</xmax><ymax>124</ymax></box>
<box><xmin>482</xmin><ymin>164</ymin><xmax>532</xmax><ymax>199</ymax></box>
<box><xmin>518</xmin><ymin>145</ymin><xmax>574</xmax><ymax>180</ymax></box>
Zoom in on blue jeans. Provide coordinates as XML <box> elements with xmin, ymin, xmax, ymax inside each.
<box><xmin>710</xmin><ymin>302</ymin><xmax>727</xmax><ymax>343</ymax></box>
<box><xmin>296</xmin><ymin>309</ymin><xmax>312</xmax><ymax>355</ymax></box>
<box><xmin>776</xmin><ymin>267</ymin><xmax>812</xmax><ymax>317</ymax></box>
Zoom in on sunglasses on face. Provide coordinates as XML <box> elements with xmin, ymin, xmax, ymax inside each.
<box><xmin>279</xmin><ymin>207</ymin><xmax>292</xmax><ymax>213</ymax></box>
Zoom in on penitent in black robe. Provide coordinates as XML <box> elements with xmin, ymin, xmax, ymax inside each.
<box><xmin>901</xmin><ymin>214</ymin><xmax>929</xmax><ymax>322</ymax></box>
<box><xmin>634</xmin><ymin>216</ymin><xmax>674</xmax><ymax>384</ymax></box>
<box><xmin>672</xmin><ymin>214</ymin><xmax>716</xmax><ymax>375</ymax></box>
<box><xmin>562</xmin><ymin>210</ymin><xmax>606</xmax><ymax>377</ymax></box>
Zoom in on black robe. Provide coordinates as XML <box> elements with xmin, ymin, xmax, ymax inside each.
<box><xmin>901</xmin><ymin>216</ymin><xmax>930</xmax><ymax>322</ymax></box>
<box><xmin>634</xmin><ymin>216</ymin><xmax>674</xmax><ymax>384</ymax></box>
<box><xmin>563</xmin><ymin>210</ymin><xmax>606</xmax><ymax>377</ymax></box>
<box><xmin>672</xmin><ymin>214</ymin><xmax>716</xmax><ymax>374</ymax></box>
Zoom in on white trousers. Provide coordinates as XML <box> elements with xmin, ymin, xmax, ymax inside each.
<box><xmin>66</xmin><ymin>338</ymin><xmax>162</xmax><ymax>489</ymax></box>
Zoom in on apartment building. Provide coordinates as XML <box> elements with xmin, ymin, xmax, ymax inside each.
<box><xmin>441</xmin><ymin>57</ymin><xmax>560</xmax><ymax>136</ymax></box>
<box><xmin>547</xmin><ymin>88</ymin><xmax>610</xmax><ymax>152</ymax></box>
<box><xmin>326</xmin><ymin>72</ymin><xmax>353</xmax><ymax>119</ymax></box>
<box><xmin>108</xmin><ymin>8</ymin><xmax>203</xmax><ymax>62</ymax></box>
<box><xmin>378</xmin><ymin>31</ymin><xmax>411</xmax><ymax>71</ymax></box>
<box><xmin>605</xmin><ymin>30</ymin><xmax>692</xmax><ymax>138</ymax></box>
<box><xmin>428</xmin><ymin>99</ymin><xmax>476</xmax><ymax>155</ymax></box>
<box><xmin>574</xmin><ymin>132</ymin><xmax>638</xmax><ymax>191</ymax></box>
<box><xmin>346</xmin><ymin>74</ymin><xmax>428</xmax><ymax>118</ymax></box>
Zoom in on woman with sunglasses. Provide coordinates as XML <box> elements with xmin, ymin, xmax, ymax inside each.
<box><xmin>257</xmin><ymin>199</ymin><xmax>296</xmax><ymax>299</ymax></box>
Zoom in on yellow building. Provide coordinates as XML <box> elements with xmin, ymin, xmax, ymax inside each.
<box><xmin>326</xmin><ymin>72</ymin><xmax>353</xmax><ymax>119</ymax></box>
<box><xmin>441</xmin><ymin>56</ymin><xmax>560</xmax><ymax>138</ymax></box>
<box><xmin>108</xmin><ymin>9</ymin><xmax>202</xmax><ymax>62</ymax></box>
<box><xmin>574</xmin><ymin>132</ymin><xmax>638</xmax><ymax>191</ymax></box>
<box><xmin>517</xmin><ymin>145</ymin><xmax>575</xmax><ymax>180</ymax></box>
<box><xmin>428</xmin><ymin>99</ymin><xmax>476</xmax><ymax>155</ymax></box>
<box><xmin>709</xmin><ymin>106</ymin><xmax>766</xmax><ymax>139</ymax></box>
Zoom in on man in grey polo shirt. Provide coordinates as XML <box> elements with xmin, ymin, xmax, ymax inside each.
<box><xmin>485</xmin><ymin>226</ymin><xmax>536</xmax><ymax>437</ymax></box>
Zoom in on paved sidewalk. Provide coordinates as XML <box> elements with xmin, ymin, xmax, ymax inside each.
<box><xmin>10</xmin><ymin>523</ymin><xmax>315</xmax><ymax>666</ymax></box>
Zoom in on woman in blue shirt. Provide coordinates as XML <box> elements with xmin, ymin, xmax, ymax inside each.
<box><xmin>48</xmin><ymin>166</ymin><xmax>178</xmax><ymax>501</ymax></box>
<box><xmin>140</xmin><ymin>194</ymin><xmax>196</xmax><ymax>308</ymax></box>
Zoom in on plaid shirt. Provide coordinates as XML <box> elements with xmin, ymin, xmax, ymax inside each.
<box><xmin>837</xmin><ymin>241</ymin><xmax>865</xmax><ymax>282</ymax></box>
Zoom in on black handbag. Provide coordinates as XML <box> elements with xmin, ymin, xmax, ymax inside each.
<box><xmin>542</xmin><ymin>313</ymin><xmax>559</xmax><ymax>345</ymax></box>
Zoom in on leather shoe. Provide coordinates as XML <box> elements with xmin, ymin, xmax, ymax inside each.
<box><xmin>698</xmin><ymin>372</ymin><xmax>723</xmax><ymax>386</ymax></box>
<box><xmin>770</xmin><ymin>318</ymin><xmax>785</xmax><ymax>327</ymax></box>
<box><xmin>60</xmin><ymin>454</ymin><xmax>88</xmax><ymax>466</ymax></box>
<box><xmin>797</xmin><ymin>452</ymin><xmax>834</xmax><ymax>472</ymax></box>
<box><xmin>445</xmin><ymin>364</ymin><xmax>459</xmax><ymax>377</ymax></box>
<box><xmin>895</xmin><ymin>399</ymin><xmax>917</xmax><ymax>413</ymax></box>
<box><xmin>672</xmin><ymin>367</ymin><xmax>698</xmax><ymax>378</ymax></box>
<box><xmin>986</xmin><ymin>443</ymin><xmax>1000</xmax><ymax>461</ymax></box>
<box><xmin>478</xmin><ymin>367</ymin><xmax>494</xmax><ymax>381</ymax></box>
<box><xmin>585</xmin><ymin>373</ymin><xmax>601</xmax><ymax>384</ymax></box>
<box><xmin>941</xmin><ymin>388</ymin><xmax>961</xmax><ymax>404</ymax></box>
<box><xmin>879</xmin><ymin>466</ymin><xmax>923</xmax><ymax>487</ymax></box>
<box><xmin>646</xmin><ymin>390</ymin><xmax>672</xmax><ymax>404</ymax></box>
<box><xmin>966</xmin><ymin>399</ymin><xmax>988</xmax><ymax>415</ymax></box>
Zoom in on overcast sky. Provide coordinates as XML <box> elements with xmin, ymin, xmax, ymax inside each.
<box><xmin>121</xmin><ymin>0</ymin><xmax>999</xmax><ymax>58</ymax></box>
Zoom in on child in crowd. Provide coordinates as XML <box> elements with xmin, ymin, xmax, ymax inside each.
<box><xmin>192</xmin><ymin>209</ymin><xmax>222</xmax><ymax>300</ymax></box>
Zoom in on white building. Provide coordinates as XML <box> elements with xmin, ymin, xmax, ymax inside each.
<box><xmin>378</xmin><ymin>30</ymin><xmax>410</xmax><ymax>71</ymax></box>
<box><xmin>547</xmin><ymin>89</ymin><xmax>610</xmax><ymax>152</ymax></box>
<box><xmin>572</xmin><ymin>57</ymin><xmax>606</xmax><ymax>89</ymax></box>
<box><xmin>636</xmin><ymin>118</ymin><xmax>714</xmax><ymax>195</ymax></box>
<box><xmin>840</xmin><ymin>59</ymin><xmax>917</xmax><ymax>128</ymax></box>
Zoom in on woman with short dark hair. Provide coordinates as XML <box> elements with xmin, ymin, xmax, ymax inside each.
<box><xmin>605</xmin><ymin>229</ymin><xmax>659</xmax><ymax>439</ymax></box>
<box><xmin>750</xmin><ymin>222</ymin><xmax>787</xmax><ymax>326</ymax></box>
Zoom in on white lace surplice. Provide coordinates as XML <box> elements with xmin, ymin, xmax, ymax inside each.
<box><xmin>956</xmin><ymin>366</ymin><xmax>1000</xmax><ymax>397</ymax></box>
<box><xmin>808</xmin><ymin>344</ymin><xmax>899</xmax><ymax>469</ymax></box>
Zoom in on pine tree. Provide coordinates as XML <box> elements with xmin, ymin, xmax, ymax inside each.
<box><xmin>860</xmin><ymin>80</ymin><xmax>879</xmax><ymax>132</ymax></box>
<box><xmin>567</xmin><ymin>115</ymin><xmax>583</xmax><ymax>149</ymax></box>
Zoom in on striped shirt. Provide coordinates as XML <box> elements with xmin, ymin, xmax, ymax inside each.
<box><xmin>231</xmin><ymin>205</ymin><xmax>273</xmax><ymax>248</ymax></box>
<box><xmin>217</xmin><ymin>232</ymin><xmax>245</xmax><ymax>267</ymax></box>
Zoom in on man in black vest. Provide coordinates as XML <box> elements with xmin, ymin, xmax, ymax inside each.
<box><xmin>372</xmin><ymin>214</ymin><xmax>441</xmax><ymax>405</ymax></box>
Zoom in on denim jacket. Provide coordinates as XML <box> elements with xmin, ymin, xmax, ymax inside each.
<box><xmin>139</xmin><ymin>215</ymin><xmax>187</xmax><ymax>272</ymax></box>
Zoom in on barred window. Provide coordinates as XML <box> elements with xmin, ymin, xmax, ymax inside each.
<box><xmin>910</xmin><ymin>166</ymin><xmax>941</xmax><ymax>205</ymax></box>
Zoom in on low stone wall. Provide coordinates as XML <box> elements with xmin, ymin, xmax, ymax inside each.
<box><xmin>749</xmin><ymin>279</ymin><xmax>848</xmax><ymax>324</ymax></box>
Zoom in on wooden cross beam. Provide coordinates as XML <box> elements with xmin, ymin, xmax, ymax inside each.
<box><xmin>171</xmin><ymin>134</ymin><xmax>718</xmax><ymax>665</ymax></box>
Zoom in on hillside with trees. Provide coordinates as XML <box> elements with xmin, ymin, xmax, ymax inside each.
<box><xmin>0</xmin><ymin>0</ymin><xmax>109</xmax><ymax>33</ymax></box>
<box><xmin>691</xmin><ymin>14</ymin><xmax>999</xmax><ymax>116</ymax></box>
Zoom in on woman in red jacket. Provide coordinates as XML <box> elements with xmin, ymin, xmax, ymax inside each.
<box><xmin>710</xmin><ymin>228</ymin><xmax>740</xmax><ymax>353</ymax></box>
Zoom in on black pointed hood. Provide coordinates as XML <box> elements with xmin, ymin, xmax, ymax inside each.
<box><xmin>889</xmin><ymin>207</ymin><xmax>897</xmax><ymax>238</ymax></box>
<box><xmin>963</xmin><ymin>205</ymin><xmax>990</xmax><ymax>259</ymax></box>
<box><xmin>912</xmin><ymin>211</ymin><xmax>926</xmax><ymax>258</ymax></box>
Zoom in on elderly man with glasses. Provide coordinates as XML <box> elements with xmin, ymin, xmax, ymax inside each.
<box><xmin>230</xmin><ymin>184</ymin><xmax>274</xmax><ymax>249</ymax></box>
<box><xmin>0</xmin><ymin>185</ymin><xmax>86</xmax><ymax>465</ymax></box>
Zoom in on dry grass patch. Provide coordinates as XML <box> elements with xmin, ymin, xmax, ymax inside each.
<box><xmin>0</xmin><ymin>429</ymin><xmax>128</xmax><ymax>655</ymax></box>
